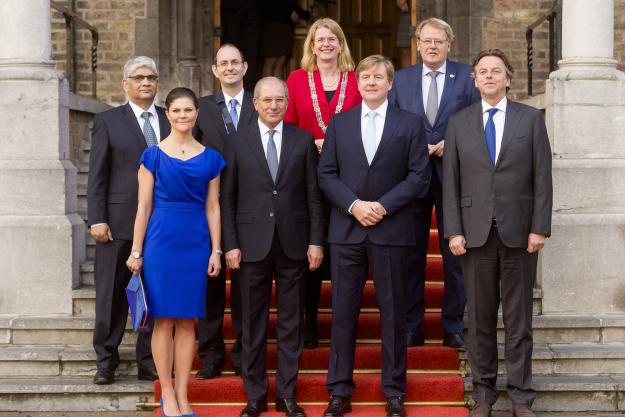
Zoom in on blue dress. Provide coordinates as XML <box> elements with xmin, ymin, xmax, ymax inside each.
<box><xmin>140</xmin><ymin>146</ymin><xmax>225</xmax><ymax>318</ymax></box>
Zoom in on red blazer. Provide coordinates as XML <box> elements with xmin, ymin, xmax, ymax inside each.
<box><xmin>285</xmin><ymin>69</ymin><xmax>361</xmax><ymax>140</ymax></box>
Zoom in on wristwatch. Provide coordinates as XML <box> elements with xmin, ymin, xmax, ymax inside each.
<box><xmin>214</xmin><ymin>249</ymin><xmax>223</xmax><ymax>255</ymax></box>
<box><xmin>130</xmin><ymin>251</ymin><xmax>142</xmax><ymax>259</ymax></box>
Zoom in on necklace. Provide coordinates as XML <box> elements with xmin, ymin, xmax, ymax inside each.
<box><xmin>321</xmin><ymin>72</ymin><xmax>339</xmax><ymax>88</ymax></box>
<box><xmin>308</xmin><ymin>71</ymin><xmax>348</xmax><ymax>133</ymax></box>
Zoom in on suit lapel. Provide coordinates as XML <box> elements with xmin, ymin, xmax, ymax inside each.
<box><xmin>412</xmin><ymin>65</ymin><xmax>426</xmax><ymax>117</ymax></box>
<box><xmin>238</xmin><ymin>91</ymin><xmax>255</xmax><ymax>127</ymax></box>
<box><xmin>495</xmin><ymin>101</ymin><xmax>522</xmax><ymax>168</ymax></box>
<box><xmin>370</xmin><ymin>105</ymin><xmax>400</xmax><ymax>166</ymax></box>
<box><xmin>211</xmin><ymin>92</ymin><xmax>231</xmax><ymax>138</ymax></box>
<box><xmin>244</xmin><ymin>123</ymin><xmax>274</xmax><ymax>181</ymax></box>
<box><xmin>349</xmin><ymin>105</ymin><xmax>369</xmax><ymax>166</ymax></box>
<box><xmin>466</xmin><ymin>102</ymin><xmax>493</xmax><ymax>167</ymax></box>
<box><xmin>275</xmin><ymin>124</ymin><xmax>296</xmax><ymax>185</ymax></box>
<box><xmin>435</xmin><ymin>60</ymin><xmax>457</xmax><ymax>126</ymax></box>
<box><xmin>122</xmin><ymin>103</ymin><xmax>147</xmax><ymax>151</ymax></box>
<box><xmin>156</xmin><ymin>107</ymin><xmax>170</xmax><ymax>140</ymax></box>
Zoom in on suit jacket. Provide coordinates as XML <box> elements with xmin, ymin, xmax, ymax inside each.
<box><xmin>389</xmin><ymin>60</ymin><xmax>481</xmax><ymax>180</ymax></box>
<box><xmin>221</xmin><ymin>121</ymin><xmax>325</xmax><ymax>262</ymax></box>
<box><xmin>442</xmin><ymin>100</ymin><xmax>553</xmax><ymax>248</ymax></box>
<box><xmin>194</xmin><ymin>90</ymin><xmax>256</xmax><ymax>153</ymax></box>
<box><xmin>87</xmin><ymin>103</ymin><xmax>171</xmax><ymax>241</ymax></box>
<box><xmin>317</xmin><ymin>104</ymin><xmax>431</xmax><ymax>246</ymax></box>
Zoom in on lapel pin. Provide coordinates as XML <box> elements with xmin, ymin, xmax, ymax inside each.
<box><xmin>449</xmin><ymin>74</ymin><xmax>455</xmax><ymax>79</ymax></box>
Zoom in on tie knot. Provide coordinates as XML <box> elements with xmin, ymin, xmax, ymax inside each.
<box><xmin>428</xmin><ymin>71</ymin><xmax>439</xmax><ymax>80</ymax></box>
<box><xmin>141</xmin><ymin>111</ymin><xmax>152</xmax><ymax>121</ymax></box>
<box><xmin>268</xmin><ymin>129</ymin><xmax>276</xmax><ymax>139</ymax></box>
<box><xmin>487</xmin><ymin>108</ymin><xmax>498</xmax><ymax>118</ymax></box>
<box><xmin>230</xmin><ymin>99</ymin><xmax>238</xmax><ymax>109</ymax></box>
<box><xmin>368</xmin><ymin>111</ymin><xmax>377</xmax><ymax>120</ymax></box>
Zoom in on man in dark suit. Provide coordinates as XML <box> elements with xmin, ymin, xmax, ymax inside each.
<box><xmin>318</xmin><ymin>55</ymin><xmax>430</xmax><ymax>417</ymax></box>
<box><xmin>194</xmin><ymin>43</ymin><xmax>257</xmax><ymax>380</ymax></box>
<box><xmin>443</xmin><ymin>49</ymin><xmax>552</xmax><ymax>417</ymax></box>
<box><xmin>389</xmin><ymin>17</ymin><xmax>481</xmax><ymax>350</ymax></box>
<box><xmin>88</xmin><ymin>56</ymin><xmax>170</xmax><ymax>385</ymax></box>
<box><xmin>221</xmin><ymin>76</ymin><xmax>325</xmax><ymax>417</ymax></box>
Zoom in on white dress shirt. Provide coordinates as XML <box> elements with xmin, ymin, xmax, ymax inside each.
<box><xmin>128</xmin><ymin>100</ymin><xmax>161</xmax><ymax>142</ymax></box>
<box><xmin>481</xmin><ymin>97</ymin><xmax>507</xmax><ymax>162</ymax></box>
<box><xmin>223</xmin><ymin>89</ymin><xmax>245</xmax><ymax>121</ymax></box>
<box><xmin>258</xmin><ymin>119</ymin><xmax>283</xmax><ymax>162</ymax></box>
<box><xmin>421</xmin><ymin>61</ymin><xmax>446</xmax><ymax>110</ymax></box>
<box><xmin>360</xmin><ymin>99</ymin><xmax>388</xmax><ymax>150</ymax></box>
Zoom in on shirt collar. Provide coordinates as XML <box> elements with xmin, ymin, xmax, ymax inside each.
<box><xmin>258</xmin><ymin>119</ymin><xmax>283</xmax><ymax>136</ymax></box>
<box><xmin>223</xmin><ymin>89</ymin><xmax>245</xmax><ymax>107</ymax></box>
<box><xmin>361</xmin><ymin>99</ymin><xmax>388</xmax><ymax>119</ymax></box>
<box><xmin>128</xmin><ymin>100</ymin><xmax>157</xmax><ymax>120</ymax></box>
<box><xmin>482</xmin><ymin>97</ymin><xmax>507</xmax><ymax>114</ymax></box>
<box><xmin>423</xmin><ymin>61</ymin><xmax>447</xmax><ymax>77</ymax></box>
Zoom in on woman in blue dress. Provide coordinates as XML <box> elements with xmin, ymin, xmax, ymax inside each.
<box><xmin>127</xmin><ymin>87</ymin><xmax>225</xmax><ymax>417</ymax></box>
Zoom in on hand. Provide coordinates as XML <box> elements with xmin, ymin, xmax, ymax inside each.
<box><xmin>290</xmin><ymin>10</ymin><xmax>300</xmax><ymax>23</ymax></box>
<box><xmin>433</xmin><ymin>140</ymin><xmax>444</xmax><ymax>158</ymax></box>
<box><xmin>207</xmin><ymin>252</ymin><xmax>222</xmax><ymax>277</ymax></box>
<box><xmin>307</xmin><ymin>246</ymin><xmax>324</xmax><ymax>271</ymax></box>
<box><xmin>126</xmin><ymin>256</ymin><xmax>142</xmax><ymax>274</ymax></box>
<box><xmin>527</xmin><ymin>233</ymin><xmax>545</xmax><ymax>253</ymax></box>
<box><xmin>225</xmin><ymin>249</ymin><xmax>241</xmax><ymax>270</ymax></box>
<box><xmin>90</xmin><ymin>223</ymin><xmax>113</xmax><ymax>243</ymax></box>
<box><xmin>370</xmin><ymin>201</ymin><xmax>386</xmax><ymax>216</ymax></box>
<box><xmin>396</xmin><ymin>0</ymin><xmax>409</xmax><ymax>12</ymax></box>
<box><xmin>449</xmin><ymin>235</ymin><xmax>467</xmax><ymax>256</ymax></box>
<box><xmin>352</xmin><ymin>201</ymin><xmax>383</xmax><ymax>227</ymax></box>
<box><xmin>314</xmin><ymin>139</ymin><xmax>324</xmax><ymax>154</ymax></box>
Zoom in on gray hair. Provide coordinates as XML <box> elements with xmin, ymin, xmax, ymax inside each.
<box><xmin>253</xmin><ymin>76</ymin><xmax>289</xmax><ymax>100</ymax></box>
<box><xmin>123</xmin><ymin>56</ymin><xmax>158</xmax><ymax>79</ymax></box>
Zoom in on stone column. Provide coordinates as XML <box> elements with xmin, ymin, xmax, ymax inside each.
<box><xmin>542</xmin><ymin>0</ymin><xmax>625</xmax><ymax>313</ymax></box>
<box><xmin>0</xmin><ymin>0</ymin><xmax>83</xmax><ymax>315</ymax></box>
<box><xmin>176</xmin><ymin>0</ymin><xmax>201</xmax><ymax>93</ymax></box>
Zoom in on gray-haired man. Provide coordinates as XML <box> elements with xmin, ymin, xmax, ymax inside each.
<box><xmin>88</xmin><ymin>56</ymin><xmax>171</xmax><ymax>384</ymax></box>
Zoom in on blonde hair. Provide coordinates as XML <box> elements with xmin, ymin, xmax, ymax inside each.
<box><xmin>416</xmin><ymin>17</ymin><xmax>455</xmax><ymax>43</ymax></box>
<box><xmin>301</xmin><ymin>18</ymin><xmax>355</xmax><ymax>72</ymax></box>
<box><xmin>356</xmin><ymin>55</ymin><xmax>395</xmax><ymax>82</ymax></box>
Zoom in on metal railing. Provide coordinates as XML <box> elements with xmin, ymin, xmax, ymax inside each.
<box><xmin>51</xmin><ymin>1</ymin><xmax>99</xmax><ymax>98</ymax></box>
<box><xmin>526</xmin><ymin>1</ymin><xmax>561</xmax><ymax>96</ymax></box>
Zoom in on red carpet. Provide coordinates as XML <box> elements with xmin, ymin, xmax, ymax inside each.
<box><xmin>154</xmin><ymin>210</ymin><xmax>467</xmax><ymax>416</ymax></box>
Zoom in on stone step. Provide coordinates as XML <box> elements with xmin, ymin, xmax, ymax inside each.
<box><xmin>0</xmin><ymin>316</ymin><xmax>137</xmax><ymax>347</ymax></box>
<box><xmin>81</xmin><ymin>261</ymin><xmax>94</xmax><ymax>286</ymax></box>
<box><xmin>0</xmin><ymin>377</ymin><xmax>152</xmax><ymax>412</ymax></box>
<box><xmin>464</xmin><ymin>375</ymin><xmax>625</xmax><ymax>412</ymax></box>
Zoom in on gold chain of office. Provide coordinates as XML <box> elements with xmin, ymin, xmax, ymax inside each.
<box><xmin>308</xmin><ymin>71</ymin><xmax>348</xmax><ymax>134</ymax></box>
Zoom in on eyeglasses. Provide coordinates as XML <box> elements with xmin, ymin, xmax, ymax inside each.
<box><xmin>419</xmin><ymin>38</ymin><xmax>447</xmax><ymax>47</ymax></box>
<box><xmin>215</xmin><ymin>60</ymin><xmax>244</xmax><ymax>68</ymax></box>
<box><xmin>260</xmin><ymin>97</ymin><xmax>287</xmax><ymax>105</ymax></box>
<box><xmin>127</xmin><ymin>74</ymin><xmax>158</xmax><ymax>82</ymax></box>
<box><xmin>314</xmin><ymin>36</ymin><xmax>339</xmax><ymax>45</ymax></box>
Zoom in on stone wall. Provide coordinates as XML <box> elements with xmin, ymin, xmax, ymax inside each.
<box><xmin>51</xmin><ymin>0</ymin><xmax>147</xmax><ymax>104</ymax></box>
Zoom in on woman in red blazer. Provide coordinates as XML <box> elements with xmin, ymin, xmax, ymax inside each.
<box><xmin>285</xmin><ymin>17</ymin><xmax>361</xmax><ymax>349</ymax></box>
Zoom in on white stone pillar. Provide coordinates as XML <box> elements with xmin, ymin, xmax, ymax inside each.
<box><xmin>0</xmin><ymin>0</ymin><xmax>83</xmax><ymax>315</ymax></box>
<box><xmin>542</xmin><ymin>0</ymin><xmax>625</xmax><ymax>314</ymax></box>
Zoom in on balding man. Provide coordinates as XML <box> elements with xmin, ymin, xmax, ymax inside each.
<box><xmin>220</xmin><ymin>77</ymin><xmax>325</xmax><ymax>417</ymax></box>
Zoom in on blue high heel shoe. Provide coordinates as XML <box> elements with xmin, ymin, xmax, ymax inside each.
<box><xmin>181</xmin><ymin>413</ymin><xmax>197</xmax><ymax>417</ymax></box>
<box><xmin>160</xmin><ymin>398</ymin><xmax>182</xmax><ymax>417</ymax></box>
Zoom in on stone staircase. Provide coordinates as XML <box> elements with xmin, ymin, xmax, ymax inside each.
<box><xmin>2</xmin><ymin>125</ymin><xmax>625</xmax><ymax>413</ymax></box>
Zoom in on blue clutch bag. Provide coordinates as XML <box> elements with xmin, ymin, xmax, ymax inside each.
<box><xmin>125</xmin><ymin>273</ymin><xmax>151</xmax><ymax>332</ymax></box>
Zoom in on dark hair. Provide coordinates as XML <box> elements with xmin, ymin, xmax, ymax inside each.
<box><xmin>214</xmin><ymin>43</ymin><xmax>245</xmax><ymax>63</ymax></box>
<box><xmin>165</xmin><ymin>87</ymin><xmax>198</xmax><ymax>109</ymax></box>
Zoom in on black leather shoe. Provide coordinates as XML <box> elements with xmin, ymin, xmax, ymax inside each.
<box><xmin>93</xmin><ymin>368</ymin><xmax>114</xmax><ymax>385</ymax></box>
<box><xmin>137</xmin><ymin>365</ymin><xmax>158</xmax><ymax>381</ymax></box>
<box><xmin>406</xmin><ymin>331</ymin><xmax>424</xmax><ymax>347</ymax></box>
<box><xmin>240</xmin><ymin>399</ymin><xmax>268</xmax><ymax>417</ymax></box>
<box><xmin>385</xmin><ymin>397</ymin><xmax>406</xmax><ymax>417</ymax></box>
<box><xmin>276</xmin><ymin>398</ymin><xmax>306</xmax><ymax>417</ymax></box>
<box><xmin>442</xmin><ymin>333</ymin><xmax>466</xmax><ymax>351</ymax></box>
<box><xmin>196</xmin><ymin>362</ymin><xmax>223</xmax><ymax>379</ymax></box>
<box><xmin>323</xmin><ymin>395</ymin><xmax>351</xmax><ymax>417</ymax></box>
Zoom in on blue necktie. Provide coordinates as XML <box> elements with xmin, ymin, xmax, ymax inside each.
<box><xmin>141</xmin><ymin>112</ymin><xmax>158</xmax><ymax>147</ymax></box>
<box><xmin>229</xmin><ymin>99</ymin><xmax>239</xmax><ymax>130</ymax></box>
<box><xmin>266</xmin><ymin>129</ymin><xmax>278</xmax><ymax>182</ymax></box>
<box><xmin>485</xmin><ymin>108</ymin><xmax>498</xmax><ymax>165</ymax></box>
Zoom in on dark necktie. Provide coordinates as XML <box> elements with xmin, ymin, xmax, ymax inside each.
<box><xmin>229</xmin><ymin>99</ymin><xmax>239</xmax><ymax>130</ymax></box>
<box><xmin>141</xmin><ymin>112</ymin><xmax>158</xmax><ymax>147</ymax></box>
<box><xmin>485</xmin><ymin>108</ymin><xmax>498</xmax><ymax>165</ymax></box>
<box><xmin>266</xmin><ymin>129</ymin><xmax>278</xmax><ymax>182</ymax></box>
<box><xmin>425</xmin><ymin>71</ymin><xmax>439</xmax><ymax>126</ymax></box>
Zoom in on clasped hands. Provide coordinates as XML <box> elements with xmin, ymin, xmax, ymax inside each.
<box><xmin>428</xmin><ymin>140</ymin><xmax>444</xmax><ymax>158</ymax></box>
<box><xmin>352</xmin><ymin>200</ymin><xmax>386</xmax><ymax>227</ymax></box>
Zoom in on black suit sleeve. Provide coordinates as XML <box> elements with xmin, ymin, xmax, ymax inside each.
<box><xmin>87</xmin><ymin>113</ymin><xmax>111</xmax><ymax>227</ymax></box>
<box><xmin>304</xmin><ymin>138</ymin><xmax>325</xmax><ymax>246</ymax></box>
<box><xmin>220</xmin><ymin>136</ymin><xmax>239</xmax><ymax>251</ymax></box>
<box><xmin>531</xmin><ymin>111</ymin><xmax>553</xmax><ymax>237</ymax></box>
<box><xmin>442</xmin><ymin>114</ymin><xmax>463</xmax><ymax>239</ymax></box>
<box><xmin>378</xmin><ymin>117</ymin><xmax>431</xmax><ymax>214</ymax></box>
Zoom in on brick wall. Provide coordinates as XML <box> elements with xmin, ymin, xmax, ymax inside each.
<box><xmin>51</xmin><ymin>0</ymin><xmax>147</xmax><ymax>105</ymax></box>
